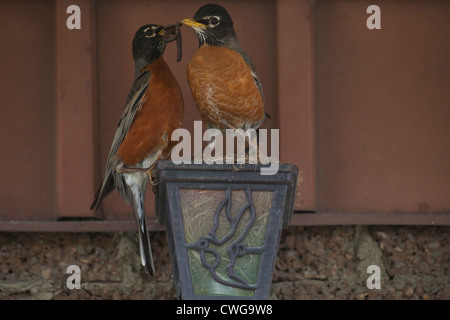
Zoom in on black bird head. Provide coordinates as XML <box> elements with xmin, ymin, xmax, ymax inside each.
<box><xmin>132</xmin><ymin>24</ymin><xmax>167</xmax><ymax>64</ymax></box>
<box><xmin>181</xmin><ymin>3</ymin><xmax>237</xmax><ymax>47</ymax></box>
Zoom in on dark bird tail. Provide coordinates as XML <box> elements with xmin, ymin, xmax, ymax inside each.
<box><xmin>136</xmin><ymin>210</ymin><xmax>155</xmax><ymax>275</ymax></box>
<box><xmin>128</xmin><ymin>179</ymin><xmax>155</xmax><ymax>275</ymax></box>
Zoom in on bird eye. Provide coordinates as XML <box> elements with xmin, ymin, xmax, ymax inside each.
<box><xmin>208</xmin><ymin>16</ymin><xmax>220</xmax><ymax>28</ymax></box>
<box><xmin>144</xmin><ymin>26</ymin><xmax>157</xmax><ymax>38</ymax></box>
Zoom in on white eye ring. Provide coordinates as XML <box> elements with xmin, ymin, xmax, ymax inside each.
<box><xmin>144</xmin><ymin>26</ymin><xmax>158</xmax><ymax>38</ymax></box>
<box><xmin>208</xmin><ymin>16</ymin><xmax>220</xmax><ymax>28</ymax></box>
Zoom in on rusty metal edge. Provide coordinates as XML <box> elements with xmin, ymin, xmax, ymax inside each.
<box><xmin>0</xmin><ymin>212</ymin><xmax>449</xmax><ymax>232</ymax></box>
<box><xmin>290</xmin><ymin>212</ymin><xmax>450</xmax><ymax>226</ymax></box>
<box><xmin>0</xmin><ymin>220</ymin><xmax>165</xmax><ymax>232</ymax></box>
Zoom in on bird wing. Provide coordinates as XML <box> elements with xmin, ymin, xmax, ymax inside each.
<box><xmin>250</xmin><ymin>68</ymin><xmax>264</xmax><ymax>104</ymax></box>
<box><xmin>226</xmin><ymin>36</ymin><xmax>265</xmax><ymax>104</ymax></box>
<box><xmin>90</xmin><ymin>70</ymin><xmax>151</xmax><ymax>210</ymax></box>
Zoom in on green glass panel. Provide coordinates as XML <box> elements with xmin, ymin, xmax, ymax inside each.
<box><xmin>179</xmin><ymin>189</ymin><xmax>273</xmax><ymax>296</ymax></box>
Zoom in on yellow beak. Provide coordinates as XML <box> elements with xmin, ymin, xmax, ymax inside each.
<box><xmin>181</xmin><ymin>18</ymin><xmax>207</xmax><ymax>29</ymax></box>
<box><xmin>158</xmin><ymin>29</ymin><xmax>166</xmax><ymax>36</ymax></box>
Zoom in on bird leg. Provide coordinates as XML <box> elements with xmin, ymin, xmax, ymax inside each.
<box><xmin>230</xmin><ymin>127</ymin><xmax>259</xmax><ymax>162</ymax></box>
<box><xmin>116</xmin><ymin>167</ymin><xmax>149</xmax><ymax>174</ymax></box>
<box><xmin>116</xmin><ymin>166</ymin><xmax>157</xmax><ymax>185</ymax></box>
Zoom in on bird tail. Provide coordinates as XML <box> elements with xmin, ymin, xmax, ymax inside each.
<box><xmin>128</xmin><ymin>181</ymin><xmax>155</xmax><ymax>276</ymax></box>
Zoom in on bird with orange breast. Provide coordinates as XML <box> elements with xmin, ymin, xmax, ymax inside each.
<box><xmin>91</xmin><ymin>24</ymin><xmax>184</xmax><ymax>275</ymax></box>
<box><xmin>181</xmin><ymin>3</ymin><xmax>265</xmax><ymax>133</ymax></box>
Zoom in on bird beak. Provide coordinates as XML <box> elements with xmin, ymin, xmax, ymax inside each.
<box><xmin>181</xmin><ymin>18</ymin><xmax>207</xmax><ymax>30</ymax></box>
<box><xmin>158</xmin><ymin>29</ymin><xmax>166</xmax><ymax>36</ymax></box>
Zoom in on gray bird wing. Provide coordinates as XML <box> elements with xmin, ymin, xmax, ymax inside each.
<box><xmin>225</xmin><ymin>36</ymin><xmax>265</xmax><ymax>104</ymax></box>
<box><xmin>90</xmin><ymin>70</ymin><xmax>151</xmax><ymax>210</ymax></box>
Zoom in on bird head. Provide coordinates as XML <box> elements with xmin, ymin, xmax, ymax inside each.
<box><xmin>181</xmin><ymin>3</ymin><xmax>236</xmax><ymax>47</ymax></box>
<box><xmin>132</xmin><ymin>24</ymin><xmax>167</xmax><ymax>64</ymax></box>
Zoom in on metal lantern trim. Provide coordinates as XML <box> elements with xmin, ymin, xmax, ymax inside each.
<box><xmin>154</xmin><ymin>161</ymin><xmax>298</xmax><ymax>300</ymax></box>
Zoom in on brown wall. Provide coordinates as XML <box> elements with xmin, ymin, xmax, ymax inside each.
<box><xmin>315</xmin><ymin>0</ymin><xmax>450</xmax><ymax>214</ymax></box>
<box><xmin>0</xmin><ymin>1</ymin><xmax>56</xmax><ymax>220</ymax></box>
<box><xmin>0</xmin><ymin>0</ymin><xmax>448</xmax><ymax>229</ymax></box>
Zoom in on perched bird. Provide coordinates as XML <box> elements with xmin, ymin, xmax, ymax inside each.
<box><xmin>90</xmin><ymin>24</ymin><xmax>184</xmax><ymax>275</ymax></box>
<box><xmin>182</xmin><ymin>3</ymin><xmax>265</xmax><ymax>132</ymax></box>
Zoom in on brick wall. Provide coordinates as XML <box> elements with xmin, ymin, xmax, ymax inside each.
<box><xmin>1</xmin><ymin>226</ymin><xmax>448</xmax><ymax>300</ymax></box>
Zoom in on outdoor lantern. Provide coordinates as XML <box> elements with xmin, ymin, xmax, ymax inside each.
<box><xmin>154</xmin><ymin>160</ymin><xmax>298</xmax><ymax>300</ymax></box>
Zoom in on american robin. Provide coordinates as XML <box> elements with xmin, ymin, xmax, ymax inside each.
<box><xmin>90</xmin><ymin>24</ymin><xmax>184</xmax><ymax>275</ymax></box>
<box><xmin>181</xmin><ymin>3</ymin><xmax>265</xmax><ymax>132</ymax></box>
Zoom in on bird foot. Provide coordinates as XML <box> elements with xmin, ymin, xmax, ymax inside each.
<box><xmin>116</xmin><ymin>167</ymin><xmax>149</xmax><ymax>174</ymax></box>
<box><xmin>148</xmin><ymin>172</ymin><xmax>158</xmax><ymax>186</ymax></box>
<box><xmin>116</xmin><ymin>166</ymin><xmax>157</xmax><ymax>185</ymax></box>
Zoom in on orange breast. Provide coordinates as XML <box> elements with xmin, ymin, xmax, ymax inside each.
<box><xmin>187</xmin><ymin>46</ymin><xmax>264</xmax><ymax>131</ymax></box>
<box><xmin>117</xmin><ymin>57</ymin><xmax>184</xmax><ymax>166</ymax></box>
